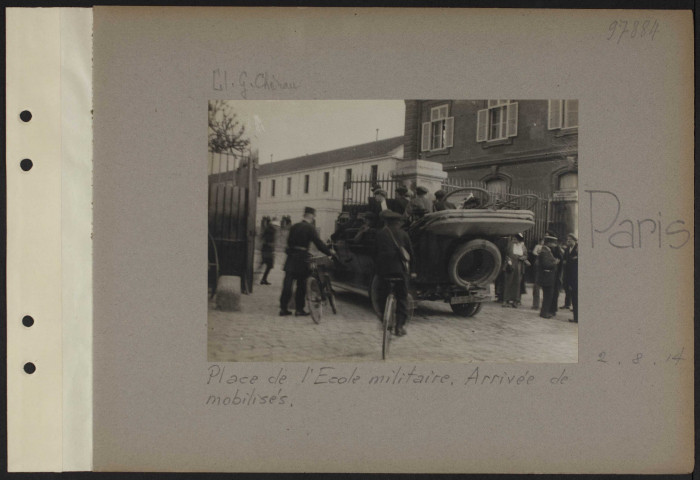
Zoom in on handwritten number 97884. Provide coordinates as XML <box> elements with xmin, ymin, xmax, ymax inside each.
<box><xmin>607</xmin><ymin>20</ymin><xmax>659</xmax><ymax>44</ymax></box>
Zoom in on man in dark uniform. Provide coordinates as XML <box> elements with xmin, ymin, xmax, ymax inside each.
<box><xmin>433</xmin><ymin>189</ymin><xmax>456</xmax><ymax>211</ymax></box>
<box><xmin>537</xmin><ymin>235</ymin><xmax>561</xmax><ymax>319</ymax></box>
<box><xmin>279</xmin><ymin>207</ymin><xmax>333</xmax><ymax>316</ymax></box>
<box><xmin>375</xmin><ymin>210</ymin><xmax>414</xmax><ymax>336</ymax></box>
<box><xmin>563</xmin><ymin>233</ymin><xmax>578</xmax><ymax>323</ymax></box>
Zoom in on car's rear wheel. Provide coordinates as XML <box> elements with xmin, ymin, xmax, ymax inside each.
<box><xmin>447</xmin><ymin>239</ymin><xmax>502</xmax><ymax>287</ymax></box>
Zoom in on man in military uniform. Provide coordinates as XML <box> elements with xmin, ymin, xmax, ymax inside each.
<box><xmin>279</xmin><ymin>207</ymin><xmax>333</xmax><ymax>316</ymax></box>
<box><xmin>536</xmin><ymin>235</ymin><xmax>561</xmax><ymax>319</ymax></box>
<box><xmin>375</xmin><ymin>210</ymin><xmax>414</xmax><ymax>336</ymax></box>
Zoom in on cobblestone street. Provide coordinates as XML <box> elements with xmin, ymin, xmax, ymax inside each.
<box><xmin>208</xmin><ymin>262</ymin><xmax>578</xmax><ymax>363</ymax></box>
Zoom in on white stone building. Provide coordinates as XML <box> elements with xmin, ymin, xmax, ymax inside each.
<box><xmin>256</xmin><ymin>137</ymin><xmax>405</xmax><ymax>240</ymax></box>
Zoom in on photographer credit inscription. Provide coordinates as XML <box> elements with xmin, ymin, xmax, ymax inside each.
<box><xmin>212</xmin><ymin>69</ymin><xmax>300</xmax><ymax>99</ymax></box>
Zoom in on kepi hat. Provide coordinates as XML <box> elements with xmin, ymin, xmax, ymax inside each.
<box><xmin>395</xmin><ymin>185</ymin><xmax>408</xmax><ymax>195</ymax></box>
<box><xmin>304</xmin><ymin>206</ymin><xmax>316</xmax><ymax>216</ymax></box>
<box><xmin>434</xmin><ymin>189</ymin><xmax>446</xmax><ymax>199</ymax></box>
<box><xmin>416</xmin><ymin>186</ymin><xmax>429</xmax><ymax>195</ymax></box>
<box><xmin>544</xmin><ymin>234</ymin><xmax>558</xmax><ymax>243</ymax></box>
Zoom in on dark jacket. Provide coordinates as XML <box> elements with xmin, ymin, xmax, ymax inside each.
<box><xmin>370</xmin><ymin>197</ymin><xmax>405</xmax><ymax>216</ymax></box>
<box><xmin>283</xmin><ymin>220</ymin><xmax>332</xmax><ymax>274</ymax></box>
<box><xmin>433</xmin><ymin>199</ymin><xmax>456</xmax><ymax>211</ymax></box>
<box><xmin>261</xmin><ymin>225</ymin><xmax>276</xmax><ymax>252</ymax></box>
<box><xmin>395</xmin><ymin>196</ymin><xmax>409</xmax><ymax>214</ymax></box>
<box><xmin>536</xmin><ymin>246</ymin><xmax>558</xmax><ymax>287</ymax></box>
<box><xmin>563</xmin><ymin>244</ymin><xmax>578</xmax><ymax>288</ymax></box>
<box><xmin>375</xmin><ymin>225</ymin><xmax>414</xmax><ymax>277</ymax></box>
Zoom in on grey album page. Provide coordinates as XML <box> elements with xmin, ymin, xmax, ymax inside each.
<box><xmin>92</xmin><ymin>7</ymin><xmax>693</xmax><ymax>473</ymax></box>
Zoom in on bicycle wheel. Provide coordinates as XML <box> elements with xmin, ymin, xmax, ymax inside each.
<box><xmin>323</xmin><ymin>275</ymin><xmax>338</xmax><ymax>314</ymax></box>
<box><xmin>382</xmin><ymin>294</ymin><xmax>396</xmax><ymax>360</ymax></box>
<box><xmin>306</xmin><ymin>276</ymin><xmax>323</xmax><ymax>324</ymax></box>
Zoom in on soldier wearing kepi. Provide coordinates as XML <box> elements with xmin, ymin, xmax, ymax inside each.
<box><xmin>375</xmin><ymin>210</ymin><xmax>414</xmax><ymax>336</ymax></box>
<box><xmin>279</xmin><ymin>207</ymin><xmax>333</xmax><ymax>317</ymax></box>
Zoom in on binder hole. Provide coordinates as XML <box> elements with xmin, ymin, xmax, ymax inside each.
<box><xmin>20</xmin><ymin>159</ymin><xmax>33</xmax><ymax>171</ymax></box>
<box><xmin>24</xmin><ymin>362</ymin><xmax>36</xmax><ymax>374</ymax></box>
<box><xmin>20</xmin><ymin>110</ymin><xmax>32</xmax><ymax>122</ymax></box>
<box><xmin>22</xmin><ymin>315</ymin><xmax>34</xmax><ymax>327</ymax></box>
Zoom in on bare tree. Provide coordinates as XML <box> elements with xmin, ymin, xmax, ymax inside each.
<box><xmin>208</xmin><ymin>100</ymin><xmax>250</xmax><ymax>156</ymax></box>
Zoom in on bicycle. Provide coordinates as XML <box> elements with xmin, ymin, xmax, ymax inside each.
<box><xmin>305</xmin><ymin>255</ymin><xmax>338</xmax><ymax>324</ymax></box>
<box><xmin>381</xmin><ymin>276</ymin><xmax>405</xmax><ymax>360</ymax></box>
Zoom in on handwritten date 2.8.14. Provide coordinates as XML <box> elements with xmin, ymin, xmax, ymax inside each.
<box><xmin>597</xmin><ymin>347</ymin><xmax>685</xmax><ymax>366</ymax></box>
<box><xmin>607</xmin><ymin>19</ymin><xmax>659</xmax><ymax>44</ymax></box>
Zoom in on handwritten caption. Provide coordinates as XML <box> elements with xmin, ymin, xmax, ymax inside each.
<box><xmin>585</xmin><ymin>190</ymin><xmax>690</xmax><ymax>250</ymax></box>
<box><xmin>607</xmin><ymin>19</ymin><xmax>659</xmax><ymax>44</ymax></box>
<box><xmin>212</xmin><ymin>69</ymin><xmax>300</xmax><ymax>98</ymax></box>
<box><xmin>205</xmin><ymin>364</ymin><xmax>575</xmax><ymax>408</ymax></box>
<box><xmin>597</xmin><ymin>347</ymin><xmax>686</xmax><ymax>366</ymax></box>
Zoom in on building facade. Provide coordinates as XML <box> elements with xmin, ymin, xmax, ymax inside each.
<box><xmin>256</xmin><ymin>137</ymin><xmax>405</xmax><ymax>240</ymax></box>
<box><xmin>404</xmin><ymin>99</ymin><xmax>579</xmax><ymax>238</ymax></box>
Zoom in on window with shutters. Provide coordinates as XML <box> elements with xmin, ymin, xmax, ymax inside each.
<box><xmin>304</xmin><ymin>174</ymin><xmax>310</xmax><ymax>194</ymax></box>
<box><xmin>257</xmin><ymin>181</ymin><xmax>261</xmax><ymax>198</ymax></box>
<box><xmin>286</xmin><ymin>177</ymin><xmax>292</xmax><ymax>195</ymax></box>
<box><xmin>345</xmin><ymin>168</ymin><xmax>352</xmax><ymax>190</ymax></box>
<box><xmin>421</xmin><ymin>104</ymin><xmax>454</xmax><ymax>152</ymax></box>
<box><xmin>548</xmin><ymin>100</ymin><xmax>578</xmax><ymax>130</ymax></box>
<box><xmin>370</xmin><ymin>165</ymin><xmax>378</xmax><ymax>183</ymax></box>
<box><xmin>476</xmin><ymin>100</ymin><xmax>518</xmax><ymax>142</ymax></box>
<box><xmin>323</xmin><ymin>172</ymin><xmax>330</xmax><ymax>192</ymax></box>
<box><xmin>271</xmin><ymin>179</ymin><xmax>276</xmax><ymax>197</ymax></box>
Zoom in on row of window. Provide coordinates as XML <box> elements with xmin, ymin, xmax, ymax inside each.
<box><xmin>421</xmin><ymin>100</ymin><xmax>579</xmax><ymax>152</ymax></box>
<box><xmin>258</xmin><ymin>165</ymin><xmax>380</xmax><ymax>198</ymax></box>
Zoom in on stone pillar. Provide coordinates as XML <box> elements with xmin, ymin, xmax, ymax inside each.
<box><xmin>403</xmin><ymin>100</ymin><xmax>421</xmax><ymax>161</ymax></box>
<box><xmin>393</xmin><ymin>159</ymin><xmax>448</xmax><ymax>199</ymax></box>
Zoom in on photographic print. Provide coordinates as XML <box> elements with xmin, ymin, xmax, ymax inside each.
<box><xmin>207</xmin><ymin>99</ymin><xmax>579</xmax><ymax>363</ymax></box>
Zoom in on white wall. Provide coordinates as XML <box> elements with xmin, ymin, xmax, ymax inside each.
<box><xmin>256</xmin><ymin>156</ymin><xmax>399</xmax><ymax>239</ymax></box>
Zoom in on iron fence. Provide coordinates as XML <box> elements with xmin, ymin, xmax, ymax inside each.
<box><xmin>441</xmin><ymin>177</ymin><xmax>550</xmax><ymax>250</ymax></box>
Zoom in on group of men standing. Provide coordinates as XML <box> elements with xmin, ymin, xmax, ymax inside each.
<box><xmin>533</xmin><ymin>233</ymin><xmax>578</xmax><ymax>323</ymax></box>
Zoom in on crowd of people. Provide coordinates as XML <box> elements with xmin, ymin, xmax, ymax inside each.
<box><xmin>254</xmin><ymin>184</ymin><xmax>578</xmax><ymax>332</ymax></box>
<box><xmin>497</xmin><ymin>232</ymin><xmax>578</xmax><ymax>323</ymax></box>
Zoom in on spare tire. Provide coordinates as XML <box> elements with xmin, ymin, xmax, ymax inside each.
<box><xmin>447</xmin><ymin>239</ymin><xmax>502</xmax><ymax>287</ymax></box>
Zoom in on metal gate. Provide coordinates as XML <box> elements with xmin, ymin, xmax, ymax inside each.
<box><xmin>341</xmin><ymin>173</ymin><xmax>398</xmax><ymax>211</ymax></box>
<box><xmin>208</xmin><ymin>152</ymin><xmax>257</xmax><ymax>295</ymax></box>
